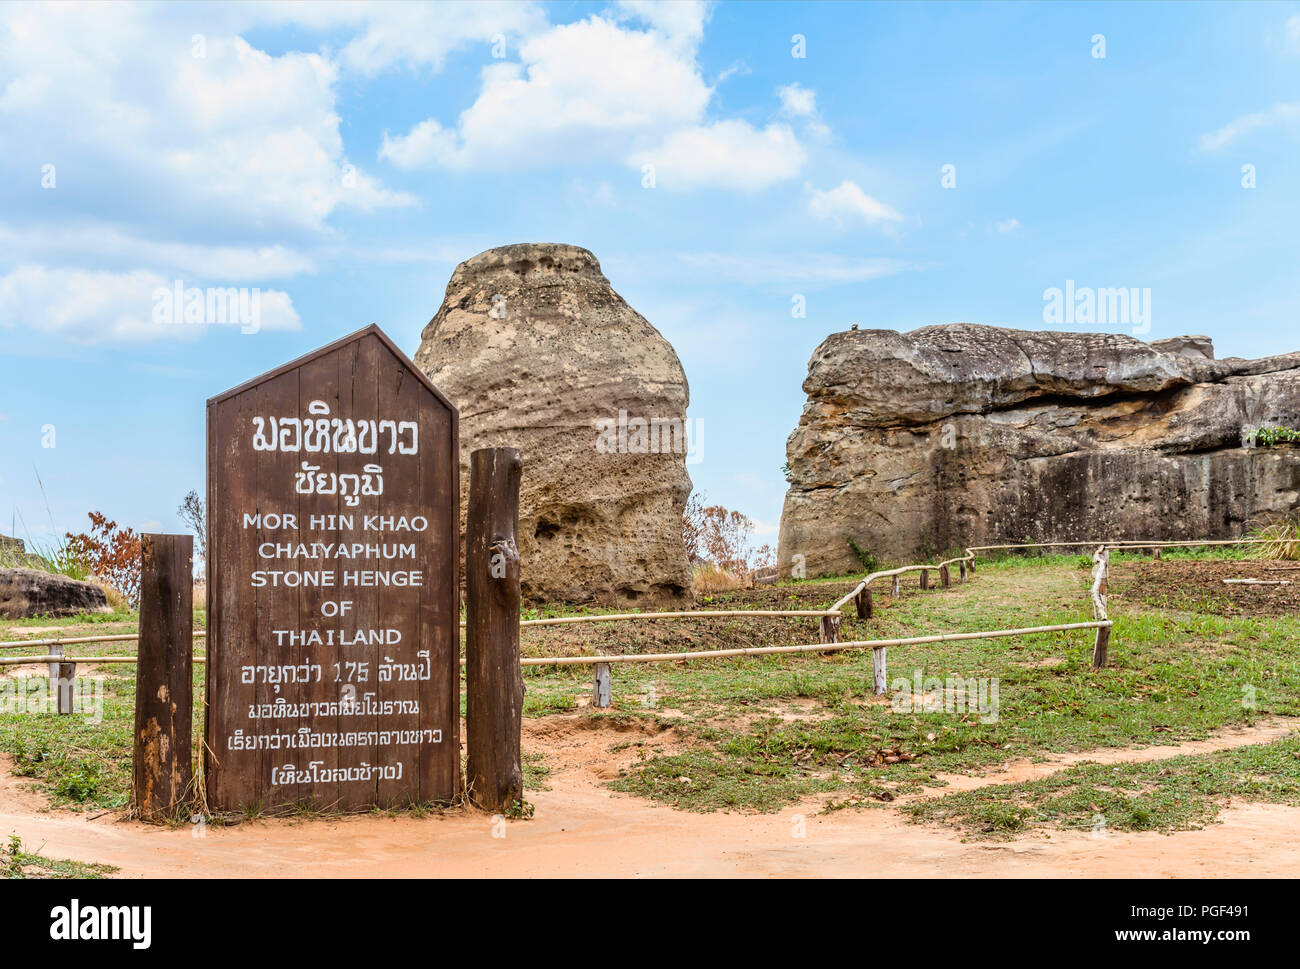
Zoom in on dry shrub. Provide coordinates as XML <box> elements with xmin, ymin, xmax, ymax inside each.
<box><xmin>65</xmin><ymin>512</ymin><xmax>143</xmax><ymax>607</ymax></box>
<box><xmin>93</xmin><ymin>580</ymin><xmax>130</xmax><ymax>612</ymax></box>
<box><xmin>1247</xmin><ymin>514</ymin><xmax>1300</xmax><ymax>560</ymax></box>
<box><xmin>692</xmin><ymin>561</ymin><xmax>747</xmax><ymax>594</ymax></box>
<box><xmin>682</xmin><ymin>492</ymin><xmax>774</xmax><ymax>577</ymax></box>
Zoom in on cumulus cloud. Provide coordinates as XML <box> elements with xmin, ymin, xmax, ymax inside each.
<box><xmin>633</xmin><ymin>120</ymin><xmax>806</xmax><ymax>191</ymax></box>
<box><xmin>0</xmin><ymin>3</ymin><xmax>417</xmax><ymax>342</ymax></box>
<box><xmin>777</xmin><ymin>83</ymin><xmax>817</xmax><ymax>118</ymax></box>
<box><xmin>806</xmin><ymin>180</ymin><xmax>903</xmax><ymax>227</ymax></box>
<box><xmin>380</xmin><ymin>10</ymin><xmax>806</xmax><ymax>191</ymax></box>
<box><xmin>0</xmin><ymin>265</ymin><xmax>300</xmax><ymax>343</ymax></box>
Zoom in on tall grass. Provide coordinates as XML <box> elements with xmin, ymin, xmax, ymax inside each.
<box><xmin>1247</xmin><ymin>514</ymin><xmax>1300</xmax><ymax>560</ymax></box>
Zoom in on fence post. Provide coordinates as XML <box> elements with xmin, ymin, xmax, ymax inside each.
<box><xmin>132</xmin><ymin>533</ymin><xmax>194</xmax><ymax>821</ymax></box>
<box><xmin>47</xmin><ymin>642</ymin><xmax>64</xmax><ymax>698</ymax></box>
<box><xmin>855</xmin><ymin>587</ymin><xmax>873</xmax><ymax>620</ymax></box>
<box><xmin>959</xmin><ymin>560</ymin><xmax>967</xmax><ymax>582</ymax></box>
<box><xmin>819</xmin><ymin>615</ymin><xmax>841</xmax><ymax>644</ymax></box>
<box><xmin>593</xmin><ymin>663</ymin><xmax>612</xmax><ymax>708</ymax></box>
<box><xmin>56</xmin><ymin>662</ymin><xmax>76</xmax><ymax>715</ymax></box>
<box><xmin>1091</xmin><ymin>547</ymin><xmax>1111</xmax><ymax>670</ymax></box>
<box><xmin>873</xmin><ymin>648</ymin><xmax>887</xmax><ymax>695</ymax></box>
<box><xmin>968</xmin><ymin>555</ymin><xmax>976</xmax><ymax>575</ymax></box>
<box><xmin>940</xmin><ymin>564</ymin><xmax>951</xmax><ymax>588</ymax></box>
<box><xmin>891</xmin><ymin>575</ymin><xmax>900</xmax><ymax>597</ymax></box>
<box><xmin>920</xmin><ymin>569</ymin><xmax>929</xmax><ymax>590</ymax></box>
<box><xmin>1153</xmin><ymin>547</ymin><xmax>1162</xmax><ymax>561</ymax></box>
<box><xmin>466</xmin><ymin>447</ymin><xmax>525</xmax><ymax>813</ymax></box>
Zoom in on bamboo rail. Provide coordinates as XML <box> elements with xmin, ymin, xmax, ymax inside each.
<box><xmin>0</xmin><ymin>535</ymin><xmax>1273</xmax><ymax>703</ymax></box>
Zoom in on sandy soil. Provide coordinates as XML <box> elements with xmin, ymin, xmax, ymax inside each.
<box><xmin>3</xmin><ymin>716</ymin><xmax>1298</xmax><ymax>878</ymax></box>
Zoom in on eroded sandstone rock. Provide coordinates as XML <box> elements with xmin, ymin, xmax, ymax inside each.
<box><xmin>0</xmin><ymin>568</ymin><xmax>110</xmax><ymax>618</ymax></box>
<box><xmin>779</xmin><ymin>324</ymin><xmax>1300</xmax><ymax>576</ymax></box>
<box><xmin>415</xmin><ymin>243</ymin><xmax>693</xmax><ymax>607</ymax></box>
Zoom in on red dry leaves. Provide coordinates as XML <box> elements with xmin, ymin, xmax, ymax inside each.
<box><xmin>65</xmin><ymin>511</ymin><xmax>143</xmax><ymax>607</ymax></box>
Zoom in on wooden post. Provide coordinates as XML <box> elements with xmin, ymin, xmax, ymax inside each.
<box><xmin>47</xmin><ymin>642</ymin><xmax>64</xmax><ymax>699</ymax></box>
<box><xmin>872</xmin><ymin>648</ymin><xmax>887</xmax><ymax>695</ymax></box>
<box><xmin>968</xmin><ymin>556</ymin><xmax>976</xmax><ymax>575</ymax></box>
<box><xmin>466</xmin><ymin>447</ymin><xmax>524</xmax><ymax>813</ymax></box>
<box><xmin>920</xmin><ymin>569</ymin><xmax>929</xmax><ymax>590</ymax></box>
<box><xmin>1092</xmin><ymin>625</ymin><xmax>1111</xmax><ymax>670</ymax></box>
<box><xmin>959</xmin><ymin>560</ymin><xmax>967</xmax><ymax>582</ymax></box>
<box><xmin>819</xmin><ymin>615</ymin><xmax>841</xmax><ymax>644</ymax></box>
<box><xmin>1154</xmin><ymin>547</ymin><xmax>1162</xmax><ymax>561</ymax></box>
<box><xmin>891</xmin><ymin>575</ymin><xmax>900</xmax><ymax>597</ymax></box>
<box><xmin>55</xmin><ymin>662</ymin><xmax>76</xmax><ymax>716</ymax></box>
<box><xmin>940</xmin><ymin>564</ymin><xmax>951</xmax><ymax>588</ymax></box>
<box><xmin>132</xmin><ymin>533</ymin><xmax>194</xmax><ymax>821</ymax></box>
<box><xmin>855</xmin><ymin>587</ymin><xmax>873</xmax><ymax>620</ymax></box>
<box><xmin>593</xmin><ymin>663</ymin><xmax>612</xmax><ymax>708</ymax></box>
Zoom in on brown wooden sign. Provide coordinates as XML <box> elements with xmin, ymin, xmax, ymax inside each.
<box><xmin>205</xmin><ymin>325</ymin><xmax>460</xmax><ymax>812</ymax></box>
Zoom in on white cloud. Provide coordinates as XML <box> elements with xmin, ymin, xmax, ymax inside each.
<box><xmin>777</xmin><ymin>83</ymin><xmax>817</xmax><ymax>118</ymax></box>
<box><xmin>992</xmin><ymin>218</ymin><xmax>1022</xmax><ymax>235</ymax></box>
<box><xmin>0</xmin><ymin>265</ymin><xmax>300</xmax><ymax>343</ymax></box>
<box><xmin>0</xmin><ymin>225</ymin><xmax>315</xmax><ymax>282</ymax></box>
<box><xmin>613</xmin><ymin>0</ymin><xmax>714</xmax><ymax>52</ymax></box>
<box><xmin>380</xmin><ymin>12</ymin><xmax>807</xmax><ymax>191</ymax></box>
<box><xmin>1287</xmin><ymin>15</ymin><xmax>1300</xmax><ymax>53</ymax></box>
<box><xmin>807</xmin><ymin>180</ymin><xmax>903</xmax><ymax>227</ymax></box>
<box><xmin>633</xmin><ymin>120</ymin><xmax>806</xmax><ymax>191</ymax></box>
<box><xmin>0</xmin><ymin>9</ymin><xmax>413</xmax><ymax>235</ymax></box>
<box><xmin>1198</xmin><ymin>101</ymin><xmax>1300</xmax><ymax>151</ymax></box>
<box><xmin>382</xmin><ymin>16</ymin><xmax>712</xmax><ymax>170</ymax></box>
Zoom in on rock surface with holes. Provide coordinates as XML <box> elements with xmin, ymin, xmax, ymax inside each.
<box><xmin>778</xmin><ymin>324</ymin><xmax>1300</xmax><ymax>576</ymax></box>
<box><xmin>415</xmin><ymin>243</ymin><xmax>693</xmax><ymax>607</ymax></box>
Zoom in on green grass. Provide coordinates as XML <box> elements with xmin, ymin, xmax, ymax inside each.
<box><xmin>2</xmin><ymin>547</ymin><xmax>1296</xmax><ymax>836</ymax></box>
<box><xmin>3</xmin><ymin>836</ymin><xmax>116</xmax><ymax>879</ymax></box>
<box><xmin>905</xmin><ymin>733</ymin><xmax>1300</xmax><ymax>837</ymax></box>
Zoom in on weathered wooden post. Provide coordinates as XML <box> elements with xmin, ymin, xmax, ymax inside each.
<box><xmin>47</xmin><ymin>642</ymin><xmax>64</xmax><ymax>699</ymax></box>
<box><xmin>466</xmin><ymin>447</ymin><xmax>525</xmax><ymax>813</ymax></box>
<box><xmin>940</xmin><ymin>564</ymin><xmax>951</xmax><ymax>588</ymax></box>
<box><xmin>132</xmin><ymin>533</ymin><xmax>193</xmax><ymax>821</ymax></box>
<box><xmin>920</xmin><ymin>569</ymin><xmax>930</xmax><ymax>590</ymax></box>
<box><xmin>968</xmin><ymin>555</ymin><xmax>976</xmax><ymax>575</ymax></box>
<box><xmin>891</xmin><ymin>575</ymin><xmax>900</xmax><ymax>597</ymax></box>
<box><xmin>55</xmin><ymin>662</ymin><xmax>76</xmax><ymax>715</ymax></box>
<box><xmin>959</xmin><ymin>560</ymin><xmax>968</xmax><ymax>582</ymax></box>
<box><xmin>593</xmin><ymin>663</ymin><xmax>612</xmax><ymax>708</ymax></box>
<box><xmin>855</xmin><ymin>586</ymin><xmax>873</xmax><ymax>620</ymax></box>
<box><xmin>1153</xmin><ymin>547</ymin><xmax>1162</xmax><ymax>561</ymax></box>
<box><xmin>873</xmin><ymin>648</ymin><xmax>887</xmax><ymax>695</ymax></box>
<box><xmin>819</xmin><ymin>614</ymin><xmax>841</xmax><ymax>644</ymax></box>
<box><xmin>1091</xmin><ymin>546</ymin><xmax>1111</xmax><ymax>670</ymax></box>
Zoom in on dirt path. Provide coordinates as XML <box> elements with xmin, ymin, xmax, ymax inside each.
<box><xmin>3</xmin><ymin>717</ymin><xmax>1298</xmax><ymax>878</ymax></box>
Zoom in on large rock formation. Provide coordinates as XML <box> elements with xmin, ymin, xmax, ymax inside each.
<box><xmin>779</xmin><ymin>324</ymin><xmax>1300</xmax><ymax>576</ymax></box>
<box><xmin>0</xmin><ymin>568</ymin><xmax>110</xmax><ymax>618</ymax></box>
<box><xmin>415</xmin><ymin>243</ymin><xmax>694</xmax><ymax>607</ymax></box>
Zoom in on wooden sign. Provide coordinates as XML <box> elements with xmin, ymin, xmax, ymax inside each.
<box><xmin>205</xmin><ymin>325</ymin><xmax>460</xmax><ymax>812</ymax></box>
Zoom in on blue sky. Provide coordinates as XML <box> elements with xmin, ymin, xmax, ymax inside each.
<box><xmin>2</xmin><ymin>0</ymin><xmax>1298</xmax><ymax>551</ymax></box>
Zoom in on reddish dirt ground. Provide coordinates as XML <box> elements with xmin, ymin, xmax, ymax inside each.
<box><xmin>3</xmin><ymin>716</ymin><xmax>1298</xmax><ymax>878</ymax></box>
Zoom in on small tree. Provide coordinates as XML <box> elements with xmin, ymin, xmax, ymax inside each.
<box><xmin>178</xmin><ymin>490</ymin><xmax>207</xmax><ymax>577</ymax></box>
